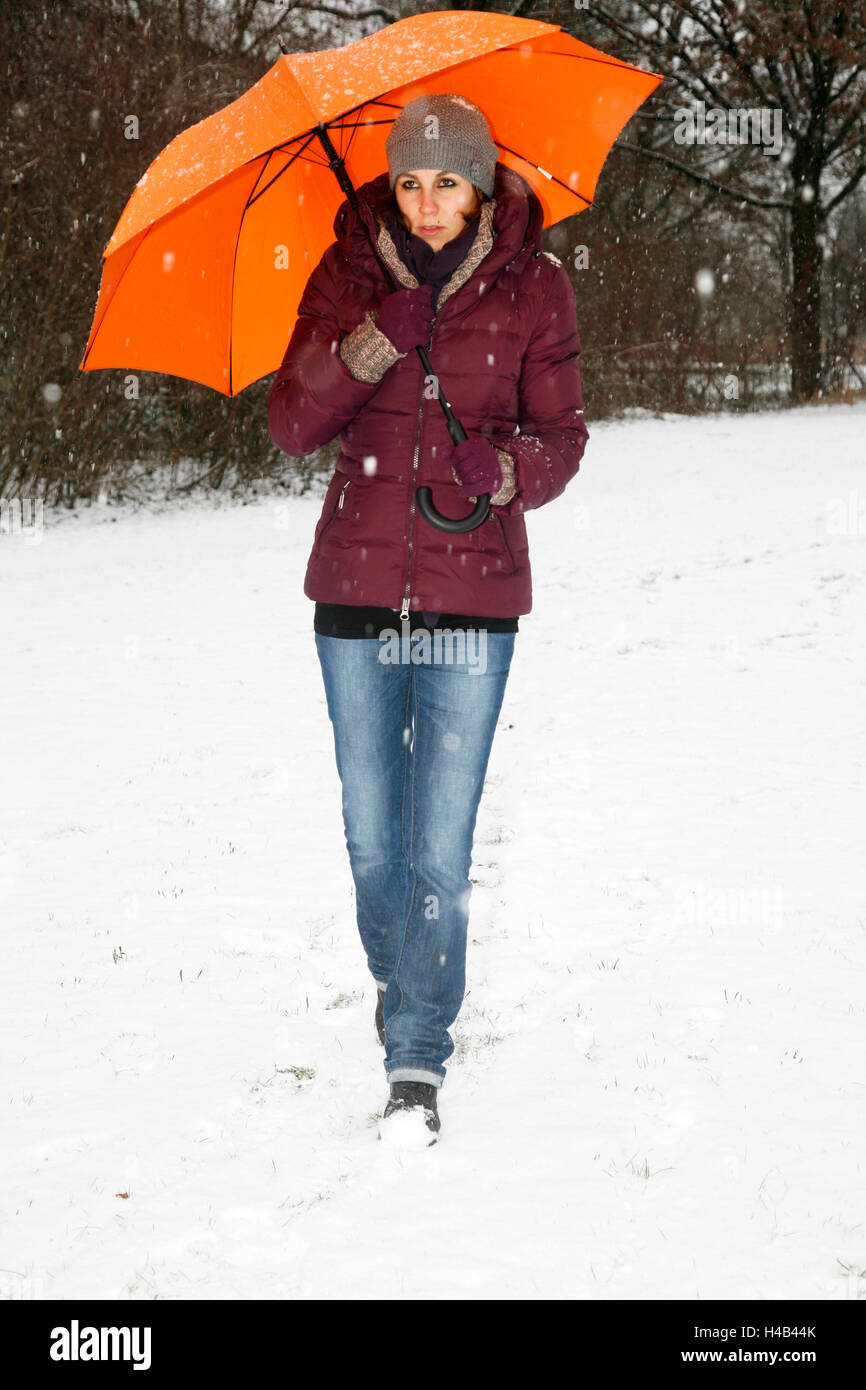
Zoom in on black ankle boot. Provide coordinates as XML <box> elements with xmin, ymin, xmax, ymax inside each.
<box><xmin>383</xmin><ymin>1081</ymin><xmax>441</xmax><ymax>1137</ymax></box>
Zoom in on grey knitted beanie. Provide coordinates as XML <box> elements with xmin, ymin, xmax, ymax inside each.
<box><xmin>385</xmin><ymin>93</ymin><xmax>498</xmax><ymax>198</ymax></box>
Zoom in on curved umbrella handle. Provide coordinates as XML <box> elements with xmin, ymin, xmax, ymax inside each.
<box><xmin>410</xmin><ymin>349</ymin><xmax>491</xmax><ymax>532</ymax></box>
<box><xmin>416</xmin><ymin>487</ymin><xmax>490</xmax><ymax>532</ymax></box>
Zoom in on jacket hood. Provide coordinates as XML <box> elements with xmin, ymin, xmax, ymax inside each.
<box><xmin>332</xmin><ymin>163</ymin><xmax>545</xmax><ymax>287</ymax></box>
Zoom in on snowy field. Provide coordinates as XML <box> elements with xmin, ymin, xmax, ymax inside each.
<box><xmin>1</xmin><ymin>402</ymin><xmax>864</xmax><ymax>1302</ymax></box>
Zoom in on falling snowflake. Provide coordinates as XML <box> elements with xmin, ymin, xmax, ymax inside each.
<box><xmin>695</xmin><ymin>269</ymin><xmax>715</xmax><ymax>299</ymax></box>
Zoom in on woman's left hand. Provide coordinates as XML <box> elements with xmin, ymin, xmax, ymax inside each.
<box><xmin>442</xmin><ymin>437</ymin><xmax>503</xmax><ymax>499</ymax></box>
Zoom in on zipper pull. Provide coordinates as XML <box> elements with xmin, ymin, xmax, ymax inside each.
<box><xmin>337</xmin><ymin>480</ymin><xmax>349</xmax><ymax>509</ymax></box>
<box><xmin>399</xmin><ymin>597</ymin><xmax>410</xmax><ymax>621</ymax></box>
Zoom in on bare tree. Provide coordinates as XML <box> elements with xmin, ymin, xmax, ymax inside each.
<box><xmin>580</xmin><ymin>0</ymin><xmax>866</xmax><ymax>402</ymax></box>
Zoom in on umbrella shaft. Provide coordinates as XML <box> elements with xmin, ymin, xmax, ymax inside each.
<box><xmin>314</xmin><ymin>122</ymin><xmax>359</xmax><ymax>208</ymax></box>
<box><xmin>416</xmin><ymin>345</ymin><xmax>466</xmax><ymax>445</ymax></box>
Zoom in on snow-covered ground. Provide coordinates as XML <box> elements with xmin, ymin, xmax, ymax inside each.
<box><xmin>1</xmin><ymin>403</ymin><xmax>864</xmax><ymax>1301</ymax></box>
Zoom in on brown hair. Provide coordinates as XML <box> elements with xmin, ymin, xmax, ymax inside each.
<box><xmin>365</xmin><ymin>177</ymin><xmax>490</xmax><ymax>231</ymax></box>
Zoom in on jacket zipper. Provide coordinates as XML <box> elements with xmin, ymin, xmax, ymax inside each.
<box><xmin>337</xmin><ymin>478</ymin><xmax>349</xmax><ymax>510</ymax></box>
<box><xmin>399</xmin><ymin>310</ymin><xmax>438</xmax><ymax>621</ymax></box>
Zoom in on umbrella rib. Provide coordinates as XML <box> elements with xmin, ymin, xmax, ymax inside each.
<box><xmin>228</xmin><ymin>167</ymin><xmax>270</xmax><ymax>397</ymax></box>
<box><xmin>332</xmin><ymin>96</ymin><xmax>404</xmax><ymax>120</ymax></box>
<box><xmin>542</xmin><ymin>49</ymin><xmax>664</xmax><ymax>79</ymax></box>
<box><xmin>247</xmin><ymin>129</ymin><xmax>321</xmax><ymax>208</ymax></box>
<box><xmin>246</xmin><ymin>148</ymin><xmax>281</xmax><ymax>206</ymax></box>
<box><xmin>486</xmin><ymin>140</ymin><xmax>594</xmax><ymax>208</ymax></box>
<box><xmin>81</xmin><ymin>228</ymin><xmax>153</xmax><ymax>370</ymax></box>
<box><xmin>335</xmin><ymin>108</ymin><xmax>367</xmax><ymax>167</ymax></box>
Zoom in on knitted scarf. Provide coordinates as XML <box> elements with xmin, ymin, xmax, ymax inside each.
<box><xmin>383</xmin><ymin>205</ymin><xmax>480</xmax><ymax>291</ymax></box>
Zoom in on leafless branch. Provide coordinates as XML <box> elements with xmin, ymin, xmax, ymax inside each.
<box><xmin>618</xmin><ymin>139</ymin><xmax>790</xmax><ymax>209</ymax></box>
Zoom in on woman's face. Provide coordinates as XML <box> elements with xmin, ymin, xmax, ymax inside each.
<box><xmin>394</xmin><ymin>170</ymin><xmax>480</xmax><ymax>252</ymax></box>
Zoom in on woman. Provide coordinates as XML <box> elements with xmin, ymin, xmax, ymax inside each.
<box><xmin>268</xmin><ymin>93</ymin><xmax>588</xmax><ymax>1147</ymax></box>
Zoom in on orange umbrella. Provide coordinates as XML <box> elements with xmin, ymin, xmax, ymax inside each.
<box><xmin>79</xmin><ymin>9</ymin><xmax>663</xmax><ymax>397</ymax></box>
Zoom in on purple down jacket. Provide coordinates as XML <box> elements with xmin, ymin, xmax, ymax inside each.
<box><xmin>267</xmin><ymin>163</ymin><xmax>589</xmax><ymax>617</ymax></box>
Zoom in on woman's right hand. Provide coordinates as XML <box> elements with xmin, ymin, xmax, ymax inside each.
<box><xmin>373</xmin><ymin>284</ymin><xmax>435</xmax><ymax>354</ymax></box>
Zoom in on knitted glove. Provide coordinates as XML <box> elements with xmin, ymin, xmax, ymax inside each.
<box><xmin>442</xmin><ymin>437</ymin><xmax>503</xmax><ymax>499</ymax></box>
<box><xmin>373</xmin><ymin>284</ymin><xmax>435</xmax><ymax>353</ymax></box>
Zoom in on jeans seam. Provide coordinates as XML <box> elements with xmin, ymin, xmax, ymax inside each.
<box><xmin>399</xmin><ymin>663</ymin><xmax>413</xmax><ymax>925</ymax></box>
<box><xmin>391</xmin><ymin>663</ymin><xmax>418</xmax><ymax>1030</ymax></box>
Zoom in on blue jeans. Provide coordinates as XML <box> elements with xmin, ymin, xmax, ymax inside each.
<box><xmin>314</xmin><ymin>627</ymin><xmax>516</xmax><ymax>1087</ymax></box>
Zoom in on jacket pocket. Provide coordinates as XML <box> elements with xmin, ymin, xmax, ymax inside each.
<box><xmin>317</xmin><ymin>477</ymin><xmax>351</xmax><ymax>543</ymax></box>
<box><xmin>490</xmin><ymin>511</ymin><xmax>517</xmax><ymax>575</ymax></box>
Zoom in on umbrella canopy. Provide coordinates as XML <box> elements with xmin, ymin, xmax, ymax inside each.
<box><xmin>80</xmin><ymin>9</ymin><xmax>663</xmax><ymax>395</ymax></box>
